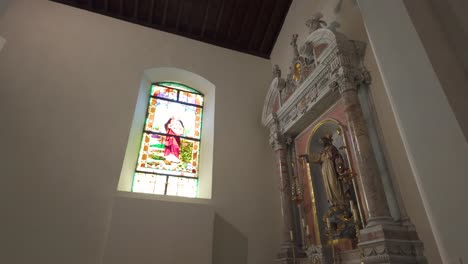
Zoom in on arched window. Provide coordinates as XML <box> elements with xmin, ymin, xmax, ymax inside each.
<box><xmin>132</xmin><ymin>82</ymin><xmax>204</xmax><ymax>198</ymax></box>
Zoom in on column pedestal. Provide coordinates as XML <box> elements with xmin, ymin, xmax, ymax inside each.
<box><xmin>359</xmin><ymin>223</ymin><xmax>426</xmax><ymax>264</ymax></box>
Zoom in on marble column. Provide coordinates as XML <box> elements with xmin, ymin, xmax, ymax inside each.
<box><xmin>338</xmin><ymin>80</ymin><xmax>393</xmax><ymax>226</ymax></box>
<box><xmin>269</xmin><ymin>116</ymin><xmax>307</xmax><ymax>263</ymax></box>
<box><xmin>335</xmin><ymin>72</ymin><xmax>426</xmax><ymax>263</ymax></box>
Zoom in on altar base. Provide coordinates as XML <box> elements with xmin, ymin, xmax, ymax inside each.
<box><xmin>358</xmin><ymin>223</ymin><xmax>427</xmax><ymax>264</ymax></box>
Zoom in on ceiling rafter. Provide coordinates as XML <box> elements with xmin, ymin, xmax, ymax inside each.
<box><xmin>213</xmin><ymin>0</ymin><xmax>226</xmax><ymax>40</ymax></box>
<box><xmin>247</xmin><ymin>0</ymin><xmax>267</xmax><ymax>50</ymax></box>
<box><xmin>50</xmin><ymin>0</ymin><xmax>292</xmax><ymax>58</ymax></box>
<box><xmin>199</xmin><ymin>0</ymin><xmax>210</xmax><ymax>37</ymax></box>
<box><xmin>147</xmin><ymin>0</ymin><xmax>155</xmax><ymax>25</ymax></box>
<box><xmin>161</xmin><ymin>0</ymin><xmax>169</xmax><ymax>26</ymax></box>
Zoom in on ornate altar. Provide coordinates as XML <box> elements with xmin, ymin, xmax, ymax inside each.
<box><xmin>262</xmin><ymin>16</ymin><xmax>427</xmax><ymax>264</ymax></box>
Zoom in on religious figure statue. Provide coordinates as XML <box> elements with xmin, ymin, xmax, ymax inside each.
<box><xmin>310</xmin><ymin>134</ymin><xmax>346</xmax><ymax>206</ymax></box>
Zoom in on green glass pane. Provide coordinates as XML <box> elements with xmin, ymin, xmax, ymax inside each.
<box><xmin>157</xmin><ymin>82</ymin><xmax>202</xmax><ymax>95</ymax></box>
<box><xmin>136</xmin><ymin>132</ymin><xmax>201</xmax><ymax>178</ymax></box>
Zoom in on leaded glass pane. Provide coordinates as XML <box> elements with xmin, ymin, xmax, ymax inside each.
<box><xmin>133</xmin><ymin>82</ymin><xmax>203</xmax><ymax>198</ymax></box>
<box><xmin>144</xmin><ymin>98</ymin><xmax>202</xmax><ymax>139</ymax></box>
<box><xmin>179</xmin><ymin>91</ymin><xmax>204</xmax><ymax>106</ymax></box>
<box><xmin>136</xmin><ymin>133</ymin><xmax>200</xmax><ymax>177</ymax></box>
<box><xmin>132</xmin><ymin>173</ymin><xmax>155</xmax><ymax>194</ymax></box>
<box><xmin>132</xmin><ymin>173</ymin><xmax>167</xmax><ymax>194</ymax></box>
<box><xmin>166</xmin><ymin>177</ymin><xmax>198</xmax><ymax>198</ymax></box>
<box><xmin>151</xmin><ymin>85</ymin><xmax>178</xmax><ymax>100</ymax></box>
<box><xmin>157</xmin><ymin>82</ymin><xmax>201</xmax><ymax>94</ymax></box>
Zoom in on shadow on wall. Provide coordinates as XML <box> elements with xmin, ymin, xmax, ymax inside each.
<box><xmin>212</xmin><ymin>214</ymin><xmax>248</xmax><ymax>264</ymax></box>
<box><xmin>0</xmin><ymin>0</ymin><xmax>12</xmax><ymax>16</ymax></box>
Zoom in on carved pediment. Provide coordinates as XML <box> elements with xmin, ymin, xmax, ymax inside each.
<box><xmin>262</xmin><ymin>16</ymin><xmax>369</xmax><ymax>135</ymax></box>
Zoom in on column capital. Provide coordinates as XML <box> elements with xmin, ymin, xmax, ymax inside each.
<box><xmin>330</xmin><ymin>66</ymin><xmax>372</xmax><ymax>94</ymax></box>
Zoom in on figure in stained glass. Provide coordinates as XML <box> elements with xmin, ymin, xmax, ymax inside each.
<box><xmin>132</xmin><ymin>82</ymin><xmax>203</xmax><ymax>197</ymax></box>
<box><xmin>164</xmin><ymin>117</ymin><xmax>184</xmax><ymax>163</ymax></box>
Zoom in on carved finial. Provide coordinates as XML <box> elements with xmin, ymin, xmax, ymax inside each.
<box><xmin>306</xmin><ymin>12</ymin><xmax>327</xmax><ymax>33</ymax></box>
<box><xmin>273</xmin><ymin>64</ymin><xmax>281</xmax><ymax>79</ymax></box>
<box><xmin>286</xmin><ymin>66</ymin><xmax>294</xmax><ymax>83</ymax></box>
<box><xmin>328</xmin><ymin>21</ymin><xmax>341</xmax><ymax>32</ymax></box>
<box><xmin>290</xmin><ymin>34</ymin><xmax>299</xmax><ymax>58</ymax></box>
<box><xmin>361</xmin><ymin>68</ymin><xmax>372</xmax><ymax>85</ymax></box>
<box><xmin>269</xmin><ymin>113</ymin><xmax>286</xmax><ymax>150</ymax></box>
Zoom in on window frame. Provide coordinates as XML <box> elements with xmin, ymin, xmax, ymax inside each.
<box><xmin>117</xmin><ymin>67</ymin><xmax>215</xmax><ymax>200</ymax></box>
<box><xmin>131</xmin><ymin>82</ymin><xmax>204</xmax><ymax>197</ymax></box>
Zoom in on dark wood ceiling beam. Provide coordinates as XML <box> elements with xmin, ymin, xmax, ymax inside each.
<box><xmin>235</xmin><ymin>0</ymin><xmax>254</xmax><ymax>42</ymax></box>
<box><xmin>133</xmin><ymin>0</ymin><xmax>139</xmax><ymax>19</ymax></box>
<box><xmin>175</xmin><ymin>0</ymin><xmax>183</xmax><ymax>31</ymax></box>
<box><xmin>200</xmin><ymin>0</ymin><xmax>210</xmax><ymax>37</ymax></box>
<box><xmin>226</xmin><ymin>0</ymin><xmax>241</xmax><ymax>40</ymax></box>
<box><xmin>266</xmin><ymin>0</ymin><xmax>292</xmax><ymax>55</ymax></box>
<box><xmin>247</xmin><ymin>0</ymin><xmax>267</xmax><ymax>50</ymax></box>
<box><xmin>147</xmin><ymin>0</ymin><xmax>155</xmax><ymax>24</ymax></box>
<box><xmin>213</xmin><ymin>0</ymin><xmax>225</xmax><ymax>39</ymax></box>
<box><xmin>259</xmin><ymin>0</ymin><xmax>281</xmax><ymax>53</ymax></box>
<box><xmin>104</xmin><ymin>0</ymin><xmax>108</xmax><ymax>12</ymax></box>
<box><xmin>51</xmin><ymin>0</ymin><xmax>292</xmax><ymax>59</ymax></box>
<box><xmin>119</xmin><ymin>0</ymin><xmax>124</xmax><ymax>16</ymax></box>
<box><xmin>161</xmin><ymin>0</ymin><xmax>169</xmax><ymax>26</ymax></box>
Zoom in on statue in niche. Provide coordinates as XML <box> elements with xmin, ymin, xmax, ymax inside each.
<box><xmin>310</xmin><ymin>134</ymin><xmax>346</xmax><ymax>206</ymax></box>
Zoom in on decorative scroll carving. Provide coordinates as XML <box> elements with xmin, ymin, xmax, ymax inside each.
<box><xmin>306</xmin><ymin>12</ymin><xmax>327</xmax><ymax>33</ymax></box>
<box><xmin>273</xmin><ymin>64</ymin><xmax>282</xmax><ymax>79</ymax></box>
<box><xmin>305</xmin><ymin>245</ymin><xmax>324</xmax><ymax>264</ymax></box>
<box><xmin>291</xmin><ymin>34</ymin><xmax>300</xmax><ymax>59</ymax></box>
<box><xmin>269</xmin><ymin>114</ymin><xmax>286</xmax><ymax>151</ymax></box>
<box><xmin>360</xmin><ymin>238</ymin><xmax>426</xmax><ymax>264</ymax></box>
<box><xmin>262</xmin><ymin>27</ymin><xmax>370</xmax><ymax>133</ymax></box>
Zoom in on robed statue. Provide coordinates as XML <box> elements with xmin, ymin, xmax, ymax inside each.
<box><xmin>311</xmin><ymin>134</ymin><xmax>346</xmax><ymax>206</ymax></box>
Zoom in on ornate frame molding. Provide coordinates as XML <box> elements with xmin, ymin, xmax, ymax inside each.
<box><xmin>262</xmin><ymin>28</ymin><xmax>369</xmax><ymax>137</ymax></box>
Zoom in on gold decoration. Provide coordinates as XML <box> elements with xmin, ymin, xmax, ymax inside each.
<box><xmin>300</xmin><ymin>155</ymin><xmax>321</xmax><ymax>246</ymax></box>
<box><xmin>293</xmin><ymin>62</ymin><xmax>301</xmax><ymax>82</ymax></box>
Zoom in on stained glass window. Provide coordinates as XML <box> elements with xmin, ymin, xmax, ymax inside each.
<box><xmin>132</xmin><ymin>82</ymin><xmax>203</xmax><ymax>198</ymax></box>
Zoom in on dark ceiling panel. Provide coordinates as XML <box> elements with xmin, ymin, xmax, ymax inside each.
<box><xmin>50</xmin><ymin>0</ymin><xmax>292</xmax><ymax>58</ymax></box>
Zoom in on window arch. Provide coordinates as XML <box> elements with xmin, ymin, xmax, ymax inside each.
<box><xmin>132</xmin><ymin>82</ymin><xmax>204</xmax><ymax>197</ymax></box>
<box><xmin>118</xmin><ymin>68</ymin><xmax>214</xmax><ymax>199</ymax></box>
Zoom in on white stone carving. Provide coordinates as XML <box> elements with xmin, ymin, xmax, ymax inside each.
<box><xmin>263</xmin><ymin>23</ymin><xmax>427</xmax><ymax>264</ymax></box>
<box><xmin>306</xmin><ymin>12</ymin><xmax>327</xmax><ymax>33</ymax></box>
<box><xmin>262</xmin><ymin>28</ymin><xmax>368</xmax><ymax>135</ymax></box>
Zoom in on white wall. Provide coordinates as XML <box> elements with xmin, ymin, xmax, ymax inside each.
<box><xmin>270</xmin><ymin>0</ymin><xmax>443</xmax><ymax>263</ymax></box>
<box><xmin>358</xmin><ymin>1</ymin><xmax>468</xmax><ymax>263</ymax></box>
<box><xmin>0</xmin><ymin>1</ymin><xmax>281</xmax><ymax>264</ymax></box>
<box><xmin>0</xmin><ymin>0</ymin><xmax>12</xmax><ymax>16</ymax></box>
<box><xmin>103</xmin><ymin>194</ymin><xmax>215</xmax><ymax>264</ymax></box>
<box><xmin>403</xmin><ymin>0</ymin><xmax>468</xmax><ymax>141</ymax></box>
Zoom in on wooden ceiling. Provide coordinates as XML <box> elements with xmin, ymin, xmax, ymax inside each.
<box><xmin>51</xmin><ymin>0</ymin><xmax>293</xmax><ymax>58</ymax></box>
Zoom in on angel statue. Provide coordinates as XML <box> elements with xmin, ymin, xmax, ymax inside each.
<box><xmin>310</xmin><ymin>134</ymin><xmax>346</xmax><ymax>206</ymax></box>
